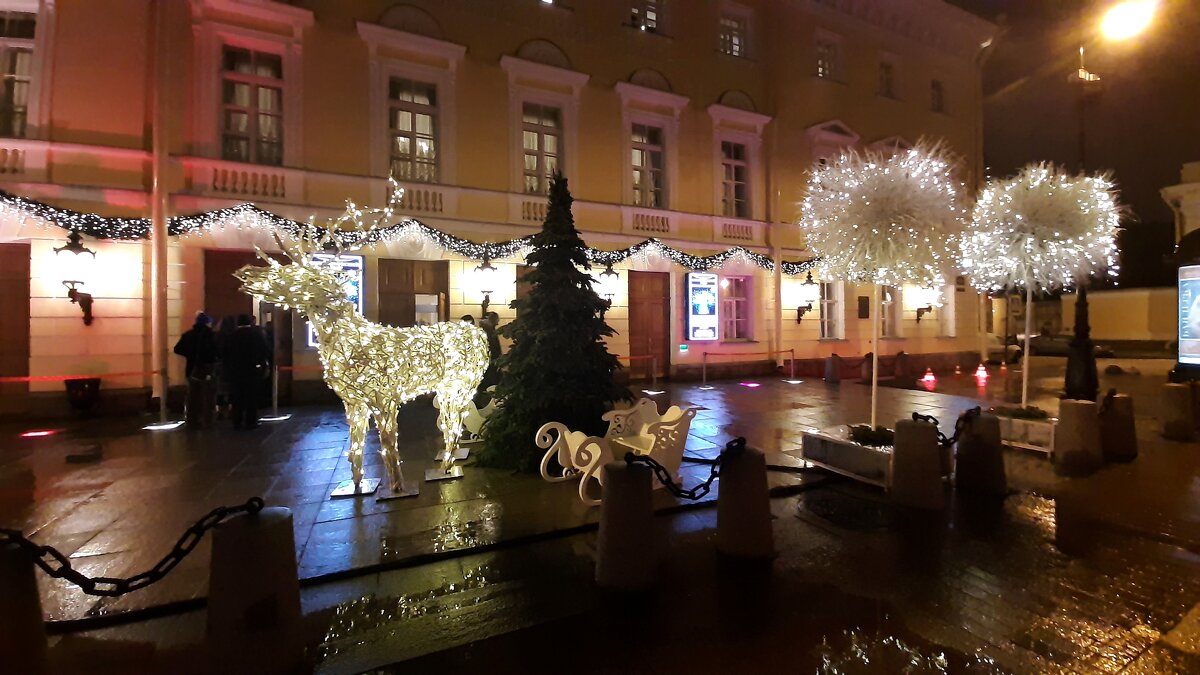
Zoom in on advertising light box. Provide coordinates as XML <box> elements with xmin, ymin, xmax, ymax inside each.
<box><xmin>307</xmin><ymin>253</ymin><xmax>365</xmax><ymax>348</ymax></box>
<box><xmin>1180</xmin><ymin>265</ymin><xmax>1200</xmax><ymax>364</ymax></box>
<box><xmin>687</xmin><ymin>272</ymin><xmax>719</xmax><ymax>341</ymax></box>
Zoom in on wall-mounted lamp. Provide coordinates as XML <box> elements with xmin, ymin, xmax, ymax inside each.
<box><xmin>803</xmin><ymin>271</ymin><xmax>816</xmax><ymax>286</ymax></box>
<box><xmin>56</xmin><ymin>232</ymin><xmax>96</xmax><ymax>325</ymax></box>
<box><xmin>915</xmin><ymin>305</ymin><xmax>935</xmax><ymax>323</ymax></box>
<box><xmin>474</xmin><ymin>257</ymin><xmax>497</xmax><ymax>311</ymax></box>
<box><xmin>598</xmin><ymin>263</ymin><xmax>619</xmax><ymax>300</ymax></box>
<box><xmin>795</xmin><ymin>303</ymin><xmax>813</xmax><ymax>323</ymax></box>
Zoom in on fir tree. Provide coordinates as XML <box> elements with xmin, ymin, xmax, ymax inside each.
<box><xmin>476</xmin><ymin>173</ymin><xmax>630</xmax><ymax>472</ymax></box>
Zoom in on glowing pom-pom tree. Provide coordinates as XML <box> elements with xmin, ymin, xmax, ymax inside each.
<box><xmin>960</xmin><ymin>163</ymin><xmax>1120</xmax><ymax>405</ymax></box>
<box><xmin>801</xmin><ymin>142</ymin><xmax>966</xmax><ymax>427</ymax></box>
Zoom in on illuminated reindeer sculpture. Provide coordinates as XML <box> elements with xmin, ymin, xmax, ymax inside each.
<box><xmin>236</xmin><ymin>186</ymin><xmax>489</xmax><ymax>494</ymax></box>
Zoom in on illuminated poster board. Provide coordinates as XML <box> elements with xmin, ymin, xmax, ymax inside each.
<box><xmin>1180</xmin><ymin>265</ymin><xmax>1200</xmax><ymax>364</ymax></box>
<box><xmin>687</xmin><ymin>272</ymin><xmax>719</xmax><ymax>341</ymax></box>
<box><xmin>307</xmin><ymin>253</ymin><xmax>365</xmax><ymax>348</ymax></box>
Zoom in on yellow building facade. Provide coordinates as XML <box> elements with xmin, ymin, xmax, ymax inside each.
<box><xmin>0</xmin><ymin>0</ymin><xmax>995</xmax><ymax>413</ymax></box>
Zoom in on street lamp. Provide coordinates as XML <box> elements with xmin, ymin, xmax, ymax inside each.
<box><xmin>474</xmin><ymin>257</ymin><xmax>497</xmax><ymax>312</ymax></box>
<box><xmin>55</xmin><ymin>231</ymin><xmax>96</xmax><ymax>325</ymax></box>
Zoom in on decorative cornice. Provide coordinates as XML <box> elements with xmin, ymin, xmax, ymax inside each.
<box><xmin>615</xmin><ymin>82</ymin><xmax>689</xmax><ymax>119</ymax></box>
<box><xmin>190</xmin><ymin>0</ymin><xmax>313</xmax><ymax>40</ymax></box>
<box><xmin>806</xmin><ymin>120</ymin><xmax>860</xmax><ymax>146</ymax></box>
<box><xmin>356</xmin><ymin>21</ymin><xmax>466</xmax><ymax>70</ymax></box>
<box><xmin>707</xmin><ymin>104</ymin><xmax>771</xmax><ymax>135</ymax></box>
<box><xmin>500</xmin><ymin>55</ymin><xmax>589</xmax><ymax>97</ymax></box>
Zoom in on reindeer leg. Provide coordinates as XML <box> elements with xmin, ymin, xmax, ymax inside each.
<box><xmin>345</xmin><ymin>400</ymin><xmax>370</xmax><ymax>489</ymax></box>
<box><xmin>374</xmin><ymin>405</ymin><xmax>402</xmax><ymax>492</ymax></box>
<box><xmin>434</xmin><ymin>384</ymin><xmax>471</xmax><ymax>473</ymax></box>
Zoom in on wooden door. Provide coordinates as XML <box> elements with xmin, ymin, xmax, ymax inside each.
<box><xmin>378</xmin><ymin>259</ymin><xmax>449</xmax><ymax>327</ymax></box>
<box><xmin>204</xmin><ymin>249</ymin><xmax>261</xmax><ymax>324</ymax></box>
<box><xmin>0</xmin><ymin>243</ymin><xmax>30</xmax><ymax>415</ymax></box>
<box><xmin>627</xmin><ymin>271</ymin><xmax>670</xmax><ymax>380</ymax></box>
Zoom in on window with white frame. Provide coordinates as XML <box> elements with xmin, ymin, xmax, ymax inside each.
<box><xmin>631</xmin><ymin>122</ymin><xmax>665</xmax><ymax>208</ymax></box>
<box><xmin>388</xmin><ymin>77</ymin><xmax>438</xmax><ymax>183</ymax></box>
<box><xmin>881</xmin><ymin>285</ymin><xmax>900</xmax><ymax>337</ymax></box>
<box><xmin>721</xmin><ymin>276</ymin><xmax>751</xmax><ymax>340</ymax></box>
<box><xmin>221</xmin><ymin>46</ymin><xmax>284</xmax><ymax>166</ymax></box>
<box><xmin>631</xmin><ymin>0</ymin><xmax>658</xmax><ymax>31</ymax></box>
<box><xmin>819</xmin><ymin>281</ymin><xmax>843</xmax><ymax>339</ymax></box>
<box><xmin>931</xmin><ymin>79</ymin><xmax>946</xmax><ymax>113</ymax></box>
<box><xmin>815</xmin><ymin>38</ymin><xmax>839</xmax><ymax>80</ymax></box>
<box><xmin>878</xmin><ymin>60</ymin><xmax>896</xmax><ymax>98</ymax></box>
<box><xmin>522</xmin><ymin>102</ymin><xmax>562</xmax><ymax>194</ymax></box>
<box><xmin>720</xmin><ymin>141</ymin><xmax>749</xmax><ymax>218</ymax></box>
<box><xmin>718</xmin><ymin>16</ymin><xmax>746</xmax><ymax>57</ymax></box>
<box><xmin>0</xmin><ymin>10</ymin><xmax>34</xmax><ymax>139</ymax></box>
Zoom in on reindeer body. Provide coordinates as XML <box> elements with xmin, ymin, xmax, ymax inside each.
<box><xmin>237</xmin><ymin>244</ymin><xmax>489</xmax><ymax>491</ymax></box>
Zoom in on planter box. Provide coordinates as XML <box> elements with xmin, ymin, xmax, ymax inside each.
<box><xmin>996</xmin><ymin>415</ymin><xmax>1056</xmax><ymax>454</ymax></box>
<box><xmin>800</xmin><ymin>427</ymin><xmax>892</xmax><ymax>488</ymax></box>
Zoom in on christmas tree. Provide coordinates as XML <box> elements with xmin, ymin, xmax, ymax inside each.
<box><xmin>476</xmin><ymin>173</ymin><xmax>630</xmax><ymax>472</ymax></box>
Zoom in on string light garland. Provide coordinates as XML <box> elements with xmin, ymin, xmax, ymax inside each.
<box><xmin>0</xmin><ymin>186</ymin><xmax>818</xmax><ymax>274</ymax></box>
<box><xmin>959</xmin><ymin>162</ymin><xmax>1121</xmax><ymax>292</ymax></box>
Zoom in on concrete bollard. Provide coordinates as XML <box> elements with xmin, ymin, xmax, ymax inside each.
<box><xmin>954</xmin><ymin>413</ymin><xmax>1007</xmax><ymax>496</ymax></box>
<box><xmin>861</xmin><ymin>353</ymin><xmax>874</xmax><ymax>381</ymax></box>
<box><xmin>0</xmin><ymin>543</ymin><xmax>47</xmax><ymax>675</ymax></box>
<box><xmin>716</xmin><ymin>446</ymin><xmax>774</xmax><ymax>559</ymax></box>
<box><xmin>1054</xmin><ymin>400</ymin><xmax>1103</xmax><ymax>477</ymax></box>
<box><xmin>1100</xmin><ymin>394</ymin><xmax>1137</xmax><ymax>463</ymax></box>
<box><xmin>207</xmin><ymin>507</ymin><xmax>303</xmax><ymax>675</ymax></box>
<box><xmin>1162</xmin><ymin>383</ymin><xmax>1194</xmax><ymax>441</ymax></box>
<box><xmin>824</xmin><ymin>355</ymin><xmax>841</xmax><ymax>383</ymax></box>
<box><xmin>595</xmin><ymin>461</ymin><xmax>655</xmax><ymax>591</ymax></box>
<box><xmin>890</xmin><ymin>419</ymin><xmax>945</xmax><ymax>510</ymax></box>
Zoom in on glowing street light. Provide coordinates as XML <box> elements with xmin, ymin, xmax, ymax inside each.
<box><xmin>1100</xmin><ymin>1</ymin><xmax>1157</xmax><ymax>41</ymax></box>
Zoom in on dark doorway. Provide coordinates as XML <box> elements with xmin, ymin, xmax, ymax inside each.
<box><xmin>627</xmin><ymin>270</ymin><xmax>670</xmax><ymax>380</ymax></box>
<box><xmin>0</xmin><ymin>242</ymin><xmax>30</xmax><ymax>415</ymax></box>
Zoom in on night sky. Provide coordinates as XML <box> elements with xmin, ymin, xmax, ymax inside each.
<box><xmin>950</xmin><ymin>0</ymin><xmax>1200</xmax><ymax>285</ymax></box>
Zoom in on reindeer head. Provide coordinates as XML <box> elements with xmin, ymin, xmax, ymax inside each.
<box><xmin>235</xmin><ymin>230</ymin><xmax>356</xmax><ymax>319</ymax></box>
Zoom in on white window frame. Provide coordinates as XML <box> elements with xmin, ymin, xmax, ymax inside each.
<box><xmin>630</xmin><ymin>121</ymin><xmax>666</xmax><ymax>208</ymax></box>
<box><xmin>815</xmin><ymin>30</ymin><xmax>842</xmax><ymax>81</ymax></box>
<box><xmin>0</xmin><ymin>0</ymin><xmax>53</xmax><ymax>140</ymax></box>
<box><xmin>191</xmin><ymin>0</ymin><xmax>312</xmax><ymax>166</ymax></box>
<box><xmin>819</xmin><ymin>281</ymin><xmax>844</xmax><ymax>339</ymax></box>
<box><xmin>720</xmin><ymin>140</ymin><xmax>749</xmax><ymax>218</ymax></box>
<box><xmin>877</xmin><ymin>55</ymin><xmax>899</xmax><ymax>99</ymax></box>
<box><xmin>358</xmin><ymin>21</ymin><xmax>464</xmax><ymax>183</ymax></box>
<box><xmin>630</xmin><ymin>0</ymin><xmax>659</xmax><ymax>32</ymax></box>
<box><xmin>881</xmin><ymin>285</ymin><xmax>901</xmax><ymax>338</ymax></box>
<box><xmin>219</xmin><ymin>45</ymin><xmax>285</xmax><ymax>166</ymax></box>
<box><xmin>717</xmin><ymin>1</ymin><xmax>753</xmax><ymax>59</ymax></box>
<box><xmin>501</xmin><ymin>55</ymin><xmax>588</xmax><ymax>195</ymax></box>
<box><xmin>522</xmin><ymin>101</ymin><xmax>564</xmax><ymax>195</ymax></box>
<box><xmin>616</xmin><ymin>82</ymin><xmax>687</xmax><ymax>210</ymax></box>
<box><xmin>721</xmin><ymin>275</ymin><xmax>752</xmax><ymax>340</ymax></box>
<box><xmin>708</xmin><ymin>104</ymin><xmax>769</xmax><ymax>221</ymax></box>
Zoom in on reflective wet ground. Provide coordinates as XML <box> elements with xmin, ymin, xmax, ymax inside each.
<box><xmin>5</xmin><ymin>358</ymin><xmax>1200</xmax><ymax>672</ymax></box>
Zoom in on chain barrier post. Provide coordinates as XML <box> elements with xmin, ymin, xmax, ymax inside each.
<box><xmin>789</xmin><ymin>349</ymin><xmax>795</xmax><ymax>381</ymax></box>
<box><xmin>271</xmin><ymin>362</ymin><xmax>280</xmax><ymax>417</ymax></box>
<box><xmin>716</xmin><ymin>440</ymin><xmax>774</xmax><ymax>559</ymax></box>
<box><xmin>1162</xmin><ymin>382</ymin><xmax>1194</xmax><ymax>441</ymax></box>
<box><xmin>1054</xmin><ymin>399</ymin><xmax>1102</xmax><ymax>477</ymax></box>
<box><xmin>701</xmin><ymin>352</ymin><xmax>708</xmax><ymax>387</ymax></box>
<box><xmin>891</xmin><ymin>418</ymin><xmax>946</xmax><ymax>510</ymax></box>
<box><xmin>595</xmin><ymin>460</ymin><xmax>655</xmax><ymax>591</ymax></box>
<box><xmin>1099</xmin><ymin>390</ymin><xmax>1137</xmax><ymax>463</ymax></box>
<box><xmin>0</xmin><ymin>542</ymin><xmax>47</xmax><ymax>675</ymax></box>
<box><xmin>955</xmin><ymin>411</ymin><xmax>1007</xmax><ymax>497</ymax></box>
<box><xmin>207</xmin><ymin>506</ymin><xmax>303</xmax><ymax>675</ymax></box>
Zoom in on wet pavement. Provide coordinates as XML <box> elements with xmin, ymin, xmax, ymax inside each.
<box><xmin>5</xmin><ymin>358</ymin><xmax>1200</xmax><ymax>673</ymax></box>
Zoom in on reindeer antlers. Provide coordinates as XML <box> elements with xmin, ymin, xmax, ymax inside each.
<box><xmin>271</xmin><ymin>176</ymin><xmax>404</xmax><ymax>262</ymax></box>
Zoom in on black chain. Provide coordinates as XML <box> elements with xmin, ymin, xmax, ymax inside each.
<box><xmin>0</xmin><ymin>497</ymin><xmax>264</xmax><ymax>597</ymax></box>
<box><xmin>911</xmin><ymin>407</ymin><xmax>982</xmax><ymax>448</ymax></box>
<box><xmin>625</xmin><ymin>437</ymin><xmax>746</xmax><ymax>501</ymax></box>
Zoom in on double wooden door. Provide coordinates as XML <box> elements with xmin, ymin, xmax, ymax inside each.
<box><xmin>627</xmin><ymin>271</ymin><xmax>670</xmax><ymax>380</ymax></box>
<box><xmin>379</xmin><ymin>259</ymin><xmax>449</xmax><ymax>327</ymax></box>
<box><xmin>0</xmin><ymin>243</ymin><xmax>30</xmax><ymax>415</ymax></box>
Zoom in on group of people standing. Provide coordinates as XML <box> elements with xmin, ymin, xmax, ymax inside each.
<box><xmin>173</xmin><ymin>312</ymin><xmax>271</xmax><ymax>430</ymax></box>
<box><xmin>462</xmin><ymin>310</ymin><xmax>503</xmax><ymax>390</ymax></box>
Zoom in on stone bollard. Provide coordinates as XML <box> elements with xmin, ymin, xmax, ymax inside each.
<box><xmin>207</xmin><ymin>507</ymin><xmax>303</xmax><ymax>675</ymax></box>
<box><xmin>954</xmin><ymin>413</ymin><xmax>1007</xmax><ymax>497</ymax></box>
<box><xmin>861</xmin><ymin>353</ymin><xmax>874</xmax><ymax>381</ymax></box>
<box><xmin>716</xmin><ymin>446</ymin><xmax>774</xmax><ymax>559</ymax></box>
<box><xmin>892</xmin><ymin>351</ymin><xmax>909</xmax><ymax>379</ymax></box>
<box><xmin>890</xmin><ymin>419</ymin><xmax>945</xmax><ymax>510</ymax></box>
<box><xmin>595</xmin><ymin>460</ymin><xmax>655</xmax><ymax>591</ymax></box>
<box><xmin>1162</xmin><ymin>383</ymin><xmax>1194</xmax><ymax>441</ymax></box>
<box><xmin>824</xmin><ymin>355</ymin><xmax>841</xmax><ymax>383</ymax></box>
<box><xmin>1054</xmin><ymin>400</ymin><xmax>1103</xmax><ymax>477</ymax></box>
<box><xmin>0</xmin><ymin>543</ymin><xmax>47</xmax><ymax>675</ymax></box>
<box><xmin>1100</xmin><ymin>394</ymin><xmax>1137</xmax><ymax>463</ymax></box>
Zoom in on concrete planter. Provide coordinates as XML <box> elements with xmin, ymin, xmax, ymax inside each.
<box><xmin>800</xmin><ymin>427</ymin><xmax>892</xmax><ymax>488</ymax></box>
<box><xmin>995</xmin><ymin>414</ymin><xmax>1056</xmax><ymax>454</ymax></box>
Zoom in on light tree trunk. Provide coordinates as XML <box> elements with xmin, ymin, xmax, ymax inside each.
<box><xmin>871</xmin><ymin>283</ymin><xmax>881</xmax><ymax>428</ymax></box>
<box><xmin>1021</xmin><ymin>281</ymin><xmax>1033</xmax><ymax>407</ymax></box>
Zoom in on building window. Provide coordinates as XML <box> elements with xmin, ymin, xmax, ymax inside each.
<box><xmin>720</xmin><ymin>141</ymin><xmax>749</xmax><ymax>218</ymax></box>
<box><xmin>388</xmin><ymin>78</ymin><xmax>438</xmax><ymax>183</ymax></box>
<box><xmin>819</xmin><ymin>281</ymin><xmax>842</xmax><ymax>339</ymax></box>
<box><xmin>631</xmin><ymin>123</ymin><xmax>665</xmax><ymax>208</ymax></box>
<box><xmin>931</xmin><ymin>79</ymin><xmax>945</xmax><ymax>113</ymax></box>
<box><xmin>221</xmin><ymin>46</ymin><xmax>283</xmax><ymax>166</ymax></box>
<box><xmin>0</xmin><ymin>11</ymin><xmax>35</xmax><ymax>139</ymax></box>
<box><xmin>522</xmin><ymin>102</ymin><xmax>562</xmax><ymax>194</ymax></box>
<box><xmin>721</xmin><ymin>276</ymin><xmax>751</xmax><ymax>340</ymax></box>
<box><xmin>881</xmin><ymin>286</ymin><xmax>900</xmax><ymax>338</ymax></box>
<box><xmin>631</xmin><ymin>0</ymin><xmax>658</xmax><ymax>31</ymax></box>
<box><xmin>718</xmin><ymin>16</ymin><xmax>746</xmax><ymax>57</ymax></box>
<box><xmin>878</xmin><ymin>61</ymin><xmax>896</xmax><ymax>98</ymax></box>
<box><xmin>816</xmin><ymin>38</ymin><xmax>838</xmax><ymax>80</ymax></box>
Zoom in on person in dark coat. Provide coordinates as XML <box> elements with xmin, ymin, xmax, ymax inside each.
<box><xmin>223</xmin><ymin>314</ymin><xmax>270</xmax><ymax>429</ymax></box>
<box><xmin>173</xmin><ymin>312</ymin><xmax>218</xmax><ymax>428</ymax></box>
<box><xmin>214</xmin><ymin>315</ymin><xmax>237</xmax><ymax>419</ymax></box>
<box><xmin>478</xmin><ymin>311</ymin><xmax>503</xmax><ymax>389</ymax></box>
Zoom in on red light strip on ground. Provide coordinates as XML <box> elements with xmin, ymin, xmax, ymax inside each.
<box><xmin>0</xmin><ymin>370</ymin><xmax>159</xmax><ymax>383</ymax></box>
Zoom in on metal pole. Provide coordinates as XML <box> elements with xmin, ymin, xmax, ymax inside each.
<box><xmin>871</xmin><ymin>284</ymin><xmax>880</xmax><ymax>428</ymax></box>
<box><xmin>701</xmin><ymin>352</ymin><xmax>707</xmax><ymax>386</ymax></box>
<box><xmin>979</xmin><ymin>293</ymin><xmax>988</xmax><ymax>365</ymax></box>
<box><xmin>272</xmin><ymin>363</ymin><xmax>279</xmax><ymax>417</ymax></box>
<box><xmin>789</xmin><ymin>349</ymin><xmax>795</xmax><ymax>381</ymax></box>
<box><xmin>150</xmin><ymin>0</ymin><xmax>169</xmax><ymax>422</ymax></box>
<box><xmin>1022</xmin><ymin>281</ymin><xmax>1033</xmax><ymax>407</ymax></box>
<box><xmin>650</xmin><ymin>356</ymin><xmax>657</xmax><ymax>390</ymax></box>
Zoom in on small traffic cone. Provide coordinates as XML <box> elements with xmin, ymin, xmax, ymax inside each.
<box><xmin>955</xmin><ymin>364</ymin><xmax>962</xmax><ymax>375</ymax></box>
<box><xmin>975</xmin><ymin>363</ymin><xmax>988</xmax><ymax>380</ymax></box>
<box><xmin>921</xmin><ymin>368</ymin><xmax>936</xmax><ymax>385</ymax></box>
<box><xmin>1000</xmin><ymin>361</ymin><xmax>1008</xmax><ymax>373</ymax></box>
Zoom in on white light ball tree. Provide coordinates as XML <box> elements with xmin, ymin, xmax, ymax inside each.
<box><xmin>960</xmin><ymin>162</ymin><xmax>1120</xmax><ymax>407</ymax></box>
<box><xmin>801</xmin><ymin>142</ymin><xmax>966</xmax><ymax>428</ymax></box>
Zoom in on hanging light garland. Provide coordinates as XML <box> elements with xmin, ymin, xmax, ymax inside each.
<box><xmin>0</xmin><ymin>187</ymin><xmax>818</xmax><ymax>275</ymax></box>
